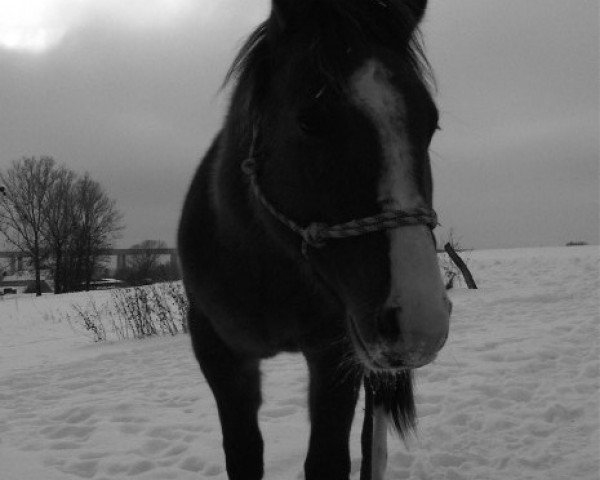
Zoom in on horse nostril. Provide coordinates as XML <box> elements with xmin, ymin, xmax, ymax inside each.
<box><xmin>445</xmin><ymin>297</ymin><xmax>453</xmax><ymax>315</ymax></box>
<box><xmin>377</xmin><ymin>308</ymin><xmax>401</xmax><ymax>342</ymax></box>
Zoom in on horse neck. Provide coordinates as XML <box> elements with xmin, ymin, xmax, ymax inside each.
<box><xmin>211</xmin><ymin>120</ymin><xmax>279</xmax><ymax>258</ymax></box>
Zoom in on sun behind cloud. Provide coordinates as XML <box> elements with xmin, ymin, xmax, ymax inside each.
<box><xmin>0</xmin><ymin>0</ymin><xmax>196</xmax><ymax>53</ymax></box>
<box><xmin>0</xmin><ymin>0</ymin><xmax>70</xmax><ymax>52</ymax></box>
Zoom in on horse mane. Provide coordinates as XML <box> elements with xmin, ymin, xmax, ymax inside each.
<box><xmin>223</xmin><ymin>0</ymin><xmax>434</xmax><ymax>118</ymax></box>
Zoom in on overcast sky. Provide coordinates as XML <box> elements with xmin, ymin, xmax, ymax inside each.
<box><xmin>0</xmin><ymin>0</ymin><xmax>598</xmax><ymax>250</ymax></box>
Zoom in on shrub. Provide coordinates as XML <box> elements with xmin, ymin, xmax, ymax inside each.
<box><xmin>69</xmin><ymin>282</ymin><xmax>188</xmax><ymax>342</ymax></box>
<box><xmin>69</xmin><ymin>300</ymin><xmax>107</xmax><ymax>342</ymax></box>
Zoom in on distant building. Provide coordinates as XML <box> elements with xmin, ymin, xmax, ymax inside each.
<box><xmin>0</xmin><ymin>279</ymin><xmax>52</xmax><ymax>295</ymax></box>
<box><xmin>85</xmin><ymin>278</ymin><xmax>128</xmax><ymax>290</ymax></box>
<box><xmin>0</xmin><ymin>271</ymin><xmax>53</xmax><ymax>295</ymax></box>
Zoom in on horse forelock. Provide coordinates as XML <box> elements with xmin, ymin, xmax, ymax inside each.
<box><xmin>224</xmin><ymin>0</ymin><xmax>434</xmax><ymax>130</ymax></box>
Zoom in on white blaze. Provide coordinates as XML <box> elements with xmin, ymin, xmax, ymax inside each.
<box><xmin>349</xmin><ymin>59</ymin><xmax>422</xmax><ymax>211</ymax></box>
<box><xmin>349</xmin><ymin>58</ymin><xmax>447</xmax><ymax>332</ymax></box>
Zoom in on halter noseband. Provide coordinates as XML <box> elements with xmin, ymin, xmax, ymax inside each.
<box><xmin>241</xmin><ymin>128</ymin><xmax>438</xmax><ymax>257</ymax></box>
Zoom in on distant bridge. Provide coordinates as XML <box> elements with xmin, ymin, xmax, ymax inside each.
<box><xmin>0</xmin><ymin>248</ymin><xmax>178</xmax><ymax>275</ymax></box>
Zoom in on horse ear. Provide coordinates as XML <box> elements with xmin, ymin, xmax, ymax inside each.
<box><xmin>270</xmin><ymin>0</ymin><xmax>315</xmax><ymax>33</ymax></box>
<box><xmin>271</xmin><ymin>0</ymin><xmax>299</xmax><ymax>32</ymax></box>
<box><xmin>404</xmin><ymin>0</ymin><xmax>428</xmax><ymax>25</ymax></box>
<box><xmin>391</xmin><ymin>0</ymin><xmax>427</xmax><ymax>28</ymax></box>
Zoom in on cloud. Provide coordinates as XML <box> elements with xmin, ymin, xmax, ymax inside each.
<box><xmin>0</xmin><ymin>0</ymin><xmax>199</xmax><ymax>53</ymax></box>
<box><xmin>82</xmin><ymin>0</ymin><xmax>200</xmax><ymax>30</ymax></box>
<box><xmin>0</xmin><ymin>0</ymin><xmax>74</xmax><ymax>52</ymax></box>
<box><xmin>1</xmin><ymin>0</ymin><xmax>596</xmax><ymax>249</ymax></box>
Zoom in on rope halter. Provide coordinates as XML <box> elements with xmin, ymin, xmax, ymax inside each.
<box><xmin>241</xmin><ymin>130</ymin><xmax>438</xmax><ymax>257</ymax></box>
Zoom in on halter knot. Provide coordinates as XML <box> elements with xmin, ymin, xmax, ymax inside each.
<box><xmin>301</xmin><ymin>223</ymin><xmax>328</xmax><ymax>249</ymax></box>
<box><xmin>241</xmin><ymin>157</ymin><xmax>257</xmax><ymax>176</ymax></box>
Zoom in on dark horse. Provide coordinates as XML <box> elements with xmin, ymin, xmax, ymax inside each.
<box><xmin>178</xmin><ymin>0</ymin><xmax>451</xmax><ymax>478</ymax></box>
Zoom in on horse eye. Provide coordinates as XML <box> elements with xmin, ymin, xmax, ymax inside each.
<box><xmin>298</xmin><ymin>112</ymin><xmax>323</xmax><ymax>135</ymax></box>
<box><xmin>299</xmin><ymin>119</ymin><xmax>317</xmax><ymax>134</ymax></box>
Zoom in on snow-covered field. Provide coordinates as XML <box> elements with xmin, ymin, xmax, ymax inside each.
<box><xmin>1</xmin><ymin>246</ymin><xmax>598</xmax><ymax>479</ymax></box>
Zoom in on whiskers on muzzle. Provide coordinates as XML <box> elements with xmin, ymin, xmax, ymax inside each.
<box><xmin>349</xmin><ymin>293</ymin><xmax>451</xmax><ymax>371</ymax></box>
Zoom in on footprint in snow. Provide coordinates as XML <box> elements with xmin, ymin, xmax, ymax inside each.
<box><xmin>261</xmin><ymin>405</ymin><xmax>297</xmax><ymax>419</ymax></box>
<box><xmin>59</xmin><ymin>459</ymin><xmax>99</xmax><ymax>479</ymax></box>
<box><xmin>51</xmin><ymin>405</ymin><xmax>95</xmax><ymax>424</ymax></box>
<box><xmin>179</xmin><ymin>455</ymin><xmax>205</xmax><ymax>472</ymax></box>
<box><xmin>39</xmin><ymin>424</ymin><xmax>95</xmax><ymax>441</ymax></box>
<box><xmin>126</xmin><ymin>459</ymin><xmax>155</xmax><ymax>476</ymax></box>
<box><xmin>203</xmin><ymin>463</ymin><xmax>223</xmax><ymax>476</ymax></box>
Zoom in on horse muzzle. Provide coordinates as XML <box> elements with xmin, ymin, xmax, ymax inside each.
<box><xmin>350</xmin><ymin>296</ymin><xmax>452</xmax><ymax>370</ymax></box>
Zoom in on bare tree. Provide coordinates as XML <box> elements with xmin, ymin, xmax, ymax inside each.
<box><xmin>118</xmin><ymin>239</ymin><xmax>168</xmax><ymax>285</ymax></box>
<box><xmin>42</xmin><ymin>166</ymin><xmax>76</xmax><ymax>293</ymax></box>
<box><xmin>1</xmin><ymin>159</ymin><xmax>123</xmax><ymax>294</ymax></box>
<box><xmin>68</xmin><ymin>173</ymin><xmax>123</xmax><ymax>291</ymax></box>
<box><xmin>0</xmin><ymin>157</ymin><xmax>56</xmax><ymax>296</ymax></box>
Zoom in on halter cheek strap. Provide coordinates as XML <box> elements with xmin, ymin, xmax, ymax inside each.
<box><xmin>241</xmin><ymin>128</ymin><xmax>438</xmax><ymax>257</ymax></box>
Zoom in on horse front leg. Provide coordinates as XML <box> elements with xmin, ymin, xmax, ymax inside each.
<box><xmin>188</xmin><ymin>307</ymin><xmax>264</xmax><ymax>480</ymax></box>
<box><xmin>303</xmin><ymin>345</ymin><xmax>361</xmax><ymax>480</ymax></box>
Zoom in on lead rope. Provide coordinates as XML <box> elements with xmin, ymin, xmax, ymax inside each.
<box><xmin>241</xmin><ymin>127</ymin><xmax>439</xmax><ymax>257</ymax></box>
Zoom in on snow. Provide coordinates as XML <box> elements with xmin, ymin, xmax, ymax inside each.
<box><xmin>0</xmin><ymin>246</ymin><xmax>598</xmax><ymax>479</ymax></box>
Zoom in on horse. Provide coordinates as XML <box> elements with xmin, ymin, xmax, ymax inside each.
<box><xmin>178</xmin><ymin>1</ymin><xmax>451</xmax><ymax>478</ymax></box>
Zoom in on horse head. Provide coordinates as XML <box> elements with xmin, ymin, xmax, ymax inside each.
<box><xmin>235</xmin><ymin>0</ymin><xmax>450</xmax><ymax>371</ymax></box>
